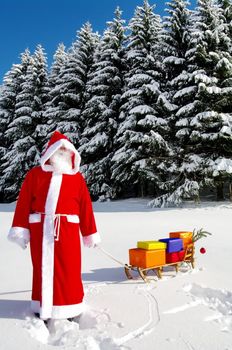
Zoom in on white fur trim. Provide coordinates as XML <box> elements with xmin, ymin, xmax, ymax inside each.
<box><xmin>29</xmin><ymin>213</ymin><xmax>41</xmax><ymax>223</ymax></box>
<box><xmin>40</xmin><ymin>173</ymin><xmax>62</xmax><ymax>319</ymax></box>
<box><xmin>8</xmin><ymin>226</ymin><xmax>30</xmax><ymax>249</ymax></box>
<box><xmin>66</xmin><ymin>214</ymin><xmax>80</xmax><ymax>223</ymax></box>
<box><xmin>31</xmin><ymin>300</ymin><xmax>86</xmax><ymax>320</ymax></box>
<box><xmin>82</xmin><ymin>232</ymin><xmax>101</xmax><ymax>248</ymax></box>
<box><xmin>40</xmin><ymin>139</ymin><xmax>81</xmax><ymax>174</ymax></box>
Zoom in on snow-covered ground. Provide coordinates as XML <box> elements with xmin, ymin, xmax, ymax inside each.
<box><xmin>1</xmin><ymin>199</ymin><xmax>232</xmax><ymax>349</ymax></box>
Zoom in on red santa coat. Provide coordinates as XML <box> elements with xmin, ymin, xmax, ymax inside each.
<box><xmin>8</xmin><ymin>131</ymin><xmax>101</xmax><ymax>320</ymax></box>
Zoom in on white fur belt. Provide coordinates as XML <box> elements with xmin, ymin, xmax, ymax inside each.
<box><xmin>29</xmin><ymin>212</ymin><xmax>80</xmax><ymax>241</ymax></box>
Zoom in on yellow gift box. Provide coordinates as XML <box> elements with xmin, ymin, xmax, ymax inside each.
<box><xmin>137</xmin><ymin>241</ymin><xmax>167</xmax><ymax>250</ymax></box>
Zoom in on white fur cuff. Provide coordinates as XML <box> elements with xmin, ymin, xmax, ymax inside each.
<box><xmin>8</xmin><ymin>226</ymin><xmax>30</xmax><ymax>249</ymax></box>
<box><xmin>82</xmin><ymin>232</ymin><xmax>101</xmax><ymax>248</ymax></box>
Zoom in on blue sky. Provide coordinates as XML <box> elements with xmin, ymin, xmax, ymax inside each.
<box><xmin>0</xmin><ymin>0</ymin><xmax>196</xmax><ymax>83</ymax></box>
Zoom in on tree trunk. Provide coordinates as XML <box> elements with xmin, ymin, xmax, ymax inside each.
<box><xmin>229</xmin><ymin>183</ymin><xmax>232</xmax><ymax>202</ymax></box>
<box><xmin>140</xmin><ymin>181</ymin><xmax>144</xmax><ymax>198</ymax></box>
<box><xmin>138</xmin><ymin>177</ymin><xmax>145</xmax><ymax>198</ymax></box>
<box><xmin>194</xmin><ymin>193</ymin><xmax>200</xmax><ymax>204</ymax></box>
<box><xmin>216</xmin><ymin>182</ymin><xmax>224</xmax><ymax>201</ymax></box>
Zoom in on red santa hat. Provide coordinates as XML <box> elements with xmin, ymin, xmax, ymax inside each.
<box><xmin>40</xmin><ymin>131</ymin><xmax>81</xmax><ymax>174</ymax></box>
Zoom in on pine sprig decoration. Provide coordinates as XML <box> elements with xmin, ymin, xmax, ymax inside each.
<box><xmin>192</xmin><ymin>228</ymin><xmax>212</xmax><ymax>243</ymax></box>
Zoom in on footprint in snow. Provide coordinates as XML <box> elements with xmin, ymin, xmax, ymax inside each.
<box><xmin>164</xmin><ymin>283</ymin><xmax>232</xmax><ymax>333</ymax></box>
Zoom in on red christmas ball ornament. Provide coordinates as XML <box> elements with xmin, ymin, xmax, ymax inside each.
<box><xmin>200</xmin><ymin>247</ymin><xmax>206</xmax><ymax>254</ymax></box>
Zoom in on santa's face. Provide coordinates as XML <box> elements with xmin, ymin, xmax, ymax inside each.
<box><xmin>49</xmin><ymin>146</ymin><xmax>73</xmax><ymax>173</ymax></box>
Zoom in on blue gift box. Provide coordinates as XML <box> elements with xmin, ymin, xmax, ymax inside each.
<box><xmin>159</xmin><ymin>238</ymin><xmax>183</xmax><ymax>253</ymax></box>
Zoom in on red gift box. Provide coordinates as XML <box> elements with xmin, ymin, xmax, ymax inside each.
<box><xmin>166</xmin><ymin>250</ymin><xmax>185</xmax><ymax>263</ymax></box>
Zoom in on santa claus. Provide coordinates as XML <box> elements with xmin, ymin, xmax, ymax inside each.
<box><xmin>8</xmin><ymin>131</ymin><xmax>101</xmax><ymax>320</ymax></box>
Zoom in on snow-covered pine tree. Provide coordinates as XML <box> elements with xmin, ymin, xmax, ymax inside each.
<box><xmin>80</xmin><ymin>7</ymin><xmax>127</xmax><ymax>200</ymax></box>
<box><xmin>218</xmin><ymin>0</ymin><xmax>232</xmax><ymax>41</ymax></box>
<box><xmin>32</xmin><ymin>44</ymin><xmax>50</xmax><ymax>152</ymax></box>
<box><xmin>39</xmin><ymin>43</ymin><xmax>68</xmax><ymax>146</ymax></box>
<box><xmin>50</xmin><ymin>43</ymin><xmax>68</xmax><ymax>80</ymax></box>
<box><xmin>111</xmin><ymin>0</ymin><xmax>170</xmax><ymax>198</ymax></box>
<box><xmin>0</xmin><ymin>50</ymin><xmax>33</xmax><ymax>201</ymax></box>
<box><xmin>149</xmin><ymin>0</ymin><xmax>199</xmax><ymax>207</ymax></box>
<box><xmin>0</xmin><ymin>48</ymin><xmax>46</xmax><ymax>201</ymax></box>
<box><xmin>0</xmin><ymin>50</ymin><xmax>32</xmax><ymax>147</ymax></box>
<box><xmin>174</xmin><ymin>0</ymin><xmax>232</xmax><ymax>202</ymax></box>
<box><xmin>40</xmin><ymin>43</ymin><xmax>68</xmax><ymax>147</ymax></box>
<box><xmin>160</xmin><ymin>0</ymin><xmax>192</xmax><ymax>140</ymax></box>
<box><xmin>210</xmin><ymin>0</ymin><xmax>232</xmax><ymax>199</ymax></box>
<box><xmin>44</xmin><ymin>22</ymin><xmax>99</xmax><ymax>145</ymax></box>
<box><xmin>0</xmin><ymin>65</ymin><xmax>24</xmax><ymax>156</ymax></box>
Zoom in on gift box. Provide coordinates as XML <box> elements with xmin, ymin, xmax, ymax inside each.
<box><xmin>166</xmin><ymin>250</ymin><xmax>185</xmax><ymax>263</ymax></box>
<box><xmin>169</xmin><ymin>231</ymin><xmax>193</xmax><ymax>249</ymax></box>
<box><xmin>129</xmin><ymin>248</ymin><xmax>166</xmax><ymax>268</ymax></box>
<box><xmin>159</xmin><ymin>238</ymin><xmax>183</xmax><ymax>253</ymax></box>
<box><xmin>137</xmin><ymin>241</ymin><xmax>167</xmax><ymax>250</ymax></box>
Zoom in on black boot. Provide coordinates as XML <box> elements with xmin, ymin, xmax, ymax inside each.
<box><xmin>67</xmin><ymin>314</ymin><xmax>82</xmax><ymax>323</ymax></box>
<box><xmin>34</xmin><ymin>312</ymin><xmax>48</xmax><ymax>325</ymax></box>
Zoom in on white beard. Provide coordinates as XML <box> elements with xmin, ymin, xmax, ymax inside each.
<box><xmin>49</xmin><ymin>149</ymin><xmax>73</xmax><ymax>173</ymax></box>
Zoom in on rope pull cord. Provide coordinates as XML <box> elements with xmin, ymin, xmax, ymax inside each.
<box><xmin>96</xmin><ymin>246</ymin><xmax>126</xmax><ymax>267</ymax></box>
<box><xmin>54</xmin><ymin>214</ymin><xmax>62</xmax><ymax>241</ymax></box>
<box><xmin>36</xmin><ymin>212</ymin><xmax>69</xmax><ymax>242</ymax></box>
<box><xmin>52</xmin><ymin>213</ymin><xmax>69</xmax><ymax>241</ymax></box>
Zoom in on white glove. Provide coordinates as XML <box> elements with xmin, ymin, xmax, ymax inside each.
<box><xmin>8</xmin><ymin>227</ymin><xmax>30</xmax><ymax>249</ymax></box>
<box><xmin>83</xmin><ymin>232</ymin><xmax>101</xmax><ymax>248</ymax></box>
<box><xmin>85</xmin><ymin>241</ymin><xmax>99</xmax><ymax>248</ymax></box>
<box><xmin>15</xmin><ymin>237</ymin><xmax>28</xmax><ymax>249</ymax></box>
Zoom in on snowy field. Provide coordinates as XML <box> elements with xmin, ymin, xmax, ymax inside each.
<box><xmin>1</xmin><ymin>199</ymin><xmax>232</xmax><ymax>350</ymax></box>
